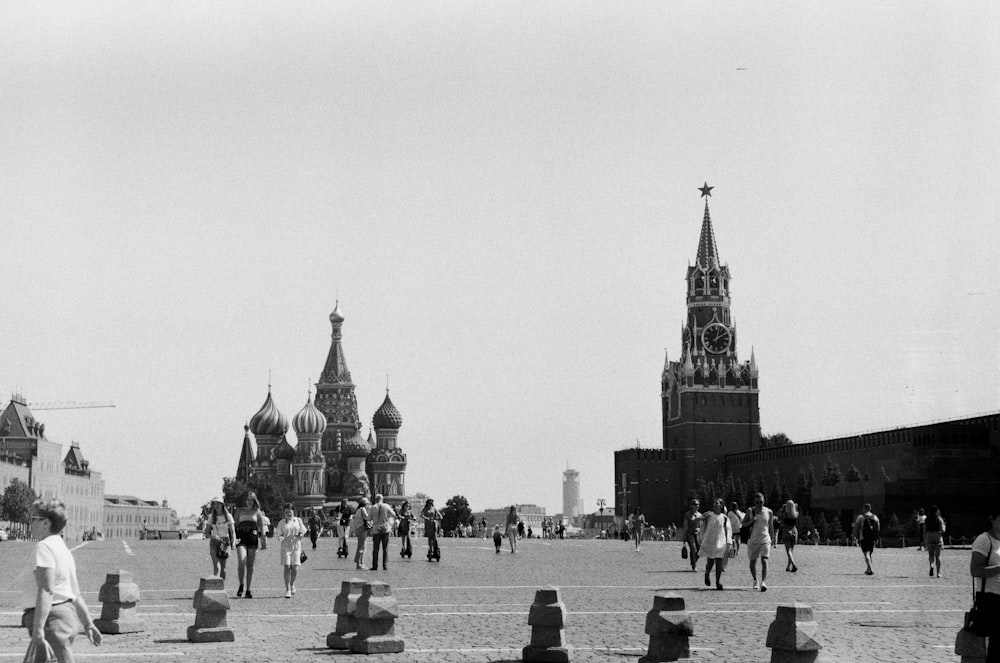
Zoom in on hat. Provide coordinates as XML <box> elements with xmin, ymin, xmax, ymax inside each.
<box><xmin>210</xmin><ymin>497</ymin><xmax>223</xmax><ymax>504</ymax></box>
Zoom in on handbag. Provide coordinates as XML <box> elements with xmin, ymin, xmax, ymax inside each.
<box><xmin>216</xmin><ymin>539</ymin><xmax>229</xmax><ymax>559</ymax></box>
<box><xmin>300</xmin><ymin>551</ymin><xmax>308</xmax><ymax>564</ymax></box>
<box><xmin>681</xmin><ymin>545</ymin><xmax>688</xmax><ymax>559</ymax></box>
<box><xmin>23</xmin><ymin>639</ymin><xmax>55</xmax><ymax>663</ymax></box>
<box><xmin>965</xmin><ymin>535</ymin><xmax>994</xmax><ymax>637</ymax></box>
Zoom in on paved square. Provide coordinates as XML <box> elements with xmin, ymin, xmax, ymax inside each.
<box><xmin>0</xmin><ymin>536</ymin><xmax>974</xmax><ymax>661</ymax></box>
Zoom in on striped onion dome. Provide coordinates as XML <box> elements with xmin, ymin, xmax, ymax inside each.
<box><xmin>249</xmin><ymin>389</ymin><xmax>288</xmax><ymax>437</ymax></box>
<box><xmin>292</xmin><ymin>396</ymin><xmax>327</xmax><ymax>437</ymax></box>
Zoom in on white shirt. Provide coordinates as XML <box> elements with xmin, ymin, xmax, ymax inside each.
<box><xmin>35</xmin><ymin>534</ymin><xmax>77</xmax><ymax>604</ymax></box>
<box><xmin>973</xmin><ymin>532</ymin><xmax>1000</xmax><ymax>594</ymax></box>
<box><xmin>748</xmin><ymin>506</ymin><xmax>773</xmax><ymax>545</ymax></box>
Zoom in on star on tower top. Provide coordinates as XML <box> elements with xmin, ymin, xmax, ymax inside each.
<box><xmin>698</xmin><ymin>182</ymin><xmax>714</xmax><ymax>198</ymax></box>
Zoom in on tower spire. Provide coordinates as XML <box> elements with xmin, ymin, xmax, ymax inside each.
<box><xmin>696</xmin><ymin>199</ymin><xmax>719</xmax><ymax>268</ymax></box>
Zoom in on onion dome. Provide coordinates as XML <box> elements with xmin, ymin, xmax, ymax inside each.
<box><xmin>249</xmin><ymin>389</ymin><xmax>288</xmax><ymax>437</ymax></box>
<box><xmin>273</xmin><ymin>436</ymin><xmax>296</xmax><ymax>461</ymax></box>
<box><xmin>292</xmin><ymin>396</ymin><xmax>327</xmax><ymax>436</ymax></box>
<box><xmin>329</xmin><ymin>300</ymin><xmax>345</xmax><ymax>324</ymax></box>
<box><xmin>342</xmin><ymin>429</ymin><xmax>372</xmax><ymax>457</ymax></box>
<box><xmin>372</xmin><ymin>392</ymin><xmax>402</xmax><ymax>430</ymax></box>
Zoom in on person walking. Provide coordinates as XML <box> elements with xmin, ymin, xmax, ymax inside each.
<box><xmin>397</xmin><ymin>500</ymin><xmax>414</xmax><ymax>557</ymax></box>
<box><xmin>335</xmin><ymin>498</ymin><xmax>353</xmax><ymax>557</ymax></box>
<box><xmin>779</xmin><ymin>499</ymin><xmax>799</xmax><ymax>573</ymax></box>
<box><xmin>233</xmin><ymin>491</ymin><xmax>266</xmax><ymax>599</ymax></box>
<box><xmin>915</xmin><ymin>508</ymin><xmax>927</xmax><ymax>551</ymax></box>
<box><xmin>421</xmin><ymin>498</ymin><xmax>441</xmax><ymax>560</ymax></box>
<box><xmin>203</xmin><ymin>498</ymin><xmax>236</xmax><ymax>582</ymax></box>
<box><xmin>369</xmin><ymin>493</ymin><xmax>395</xmax><ymax>571</ymax></box>
<box><xmin>970</xmin><ymin>502</ymin><xmax>1000</xmax><ymax>663</ymax></box>
<box><xmin>681</xmin><ymin>499</ymin><xmax>702</xmax><ymax>571</ymax></box>
<box><xmin>727</xmin><ymin>502</ymin><xmax>744</xmax><ymax>557</ymax></box>
<box><xmin>700</xmin><ymin>498</ymin><xmax>732</xmax><ymax>590</ymax></box>
<box><xmin>506</xmin><ymin>506</ymin><xmax>520</xmax><ymax>554</ymax></box>
<box><xmin>25</xmin><ymin>498</ymin><xmax>103</xmax><ymax>663</ymax></box>
<box><xmin>924</xmin><ymin>504</ymin><xmax>946</xmax><ymax>577</ymax></box>
<box><xmin>307</xmin><ymin>508</ymin><xmax>323</xmax><ymax>551</ymax></box>
<box><xmin>353</xmin><ymin>497</ymin><xmax>372</xmax><ymax>570</ymax></box>
<box><xmin>493</xmin><ymin>525</ymin><xmax>503</xmax><ymax>553</ymax></box>
<box><xmin>852</xmin><ymin>502</ymin><xmax>881</xmax><ymax>576</ymax></box>
<box><xmin>630</xmin><ymin>507</ymin><xmax>646</xmax><ymax>551</ymax></box>
<box><xmin>744</xmin><ymin>492</ymin><xmax>775</xmax><ymax>591</ymax></box>
<box><xmin>276</xmin><ymin>503</ymin><xmax>306</xmax><ymax>598</ymax></box>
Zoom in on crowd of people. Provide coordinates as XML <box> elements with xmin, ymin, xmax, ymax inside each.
<box><xmin>15</xmin><ymin>493</ymin><xmax>1000</xmax><ymax>662</ymax></box>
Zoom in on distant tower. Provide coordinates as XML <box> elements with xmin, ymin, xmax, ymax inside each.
<box><xmin>367</xmin><ymin>390</ymin><xmax>407</xmax><ymax>502</ymax></box>
<box><xmin>314</xmin><ymin>301</ymin><xmax>362</xmax><ymax>496</ymax></box>
<box><xmin>562</xmin><ymin>467</ymin><xmax>580</xmax><ymax>522</ymax></box>
<box><xmin>236</xmin><ymin>424</ymin><xmax>254</xmax><ymax>483</ymax></box>
<box><xmin>249</xmin><ymin>388</ymin><xmax>288</xmax><ymax>487</ymax></box>
<box><xmin>292</xmin><ymin>392</ymin><xmax>327</xmax><ymax>510</ymax></box>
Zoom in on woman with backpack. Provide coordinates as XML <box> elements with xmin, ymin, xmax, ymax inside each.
<box><xmin>852</xmin><ymin>503</ymin><xmax>881</xmax><ymax>576</ymax></box>
<box><xmin>780</xmin><ymin>499</ymin><xmax>799</xmax><ymax>573</ymax></box>
<box><xmin>924</xmin><ymin>505</ymin><xmax>946</xmax><ymax>578</ymax></box>
<box><xmin>970</xmin><ymin>502</ymin><xmax>1000</xmax><ymax>662</ymax></box>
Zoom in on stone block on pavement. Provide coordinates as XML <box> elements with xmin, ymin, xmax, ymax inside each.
<box><xmin>640</xmin><ymin>592</ymin><xmax>693</xmax><ymax>663</ymax></box>
<box><xmin>523</xmin><ymin>585</ymin><xmax>569</xmax><ymax>663</ymax></box>
<box><xmin>351</xmin><ymin>581</ymin><xmax>404</xmax><ymax>654</ymax></box>
<box><xmin>186</xmin><ymin>576</ymin><xmax>234</xmax><ymax>643</ymax></box>
<box><xmin>94</xmin><ymin>570</ymin><xmax>145</xmax><ymax>635</ymax></box>
<box><xmin>327</xmin><ymin>577</ymin><xmax>366</xmax><ymax>650</ymax></box>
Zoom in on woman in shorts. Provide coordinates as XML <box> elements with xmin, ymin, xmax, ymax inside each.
<box><xmin>233</xmin><ymin>491</ymin><xmax>266</xmax><ymax>598</ymax></box>
<box><xmin>505</xmin><ymin>505</ymin><xmax>520</xmax><ymax>553</ymax></box>
<box><xmin>681</xmin><ymin>499</ymin><xmax>702</xmax><ymax>571</ymax></box>
<box><xmin>353</xmin><ymin>497</ymin><xmax>372</xmax><ymax>570</ymax></box>
<box><xmin>27</xmin><ymin>498</ymin><xmax>103</xmax><ymax>662</ymax></box>
<box><xmin>924</xmin><ymin>504</ymin><xmax>945</xmax><ymax>577</ymax></box>
<box><xmin>204</xmin><ymin>497</ymin><xmax>236</xmax><ymax>581</ymax></box>
<box><xmin>276</xmin><ymin>503</ymin><xmax>306</xmax><ymax>598</ymax></box>
<box><xmin>780</xmin><ymin>499</ymin><xmax>799</xmax><ymax>573</ymax></box>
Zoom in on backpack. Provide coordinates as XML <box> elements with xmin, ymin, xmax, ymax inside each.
<box><xmin>861</xmin><ymin>514</ymin><xmax>879</xmax><ymax>540</ymax></box>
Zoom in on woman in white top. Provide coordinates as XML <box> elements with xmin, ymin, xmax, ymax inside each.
<box><xmin>276</xmin><ymin>503</ymin><xmax>306</xmax><ymax>598</ymax></box>
<box><xmin>970</xmin><ymin>503</ymin><xmax>1000</xmax><ymax>662</ymax></box>
<box><xmin>699</xmin><ymin>498</ymin><xmax>732</xmax><ymax>590</ymax></box>
<box><xmin>27</xmin><ymin>498</ymin><xmax>103</xmax><ymax>662</ymax></box>
<box><xmin>204</xmin><ymin>498</ymin><xmax>236</xmax><ymax>582</ymax></box>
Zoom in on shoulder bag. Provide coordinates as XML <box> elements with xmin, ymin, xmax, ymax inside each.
<box><xmin>964</xmin><ymin>535</ymin><xmax>994</xmax><ymax>637</ymax></box>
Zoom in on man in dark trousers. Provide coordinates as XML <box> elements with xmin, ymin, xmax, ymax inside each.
<box><xmin>307</xmin><ymin>509</ymin><xmax>323</xmax><ymax>550</ymax></box>
<box><xmin>369</xmin><ymin>494</ymin><xmax>395</xmax><ymax>570</ymax></box>
<box><xmin>853</xmin><ymin>503</ymin><xmax>881</xmax><ymax>575</ymax></box>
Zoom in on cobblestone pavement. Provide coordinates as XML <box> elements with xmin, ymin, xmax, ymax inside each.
<box><xmin>0</xmin><ymin>536</ymin><xmax>976</xmax><ymax>662</ymax></box>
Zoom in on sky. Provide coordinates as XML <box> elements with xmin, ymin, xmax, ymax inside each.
<box><xmin>1</xmin><ymin>3</ymin><xmax>998</xmax><ymax>519</ymax></box>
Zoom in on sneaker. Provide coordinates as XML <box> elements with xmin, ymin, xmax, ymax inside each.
<box><xmin>244</xmin><ymin>591</ymin><xmax>253</xmax><ymax>599</ymax></box>
<box><xmin>236</xmin><ymin>584</ymin><xmax>244</xmax><ymax>598</ymax></box>
<box><xmin>704</xmin><ymin>572</ymin><xmax>711</xmax><ymax>587</ymax></box>
<box><xmin>752</xmin><ymin>580</ymin><xmax>758</xmax><ymax>590</ymax></box>
<box><xmin>791</xmin><ymin>565</ymin><xmax>798</xmax><ymax>573</ymax></box>
<box><xmin>291</xmin><ymin>585</ymin><xmax>296</xmax><ymax>595</ymax></box>
<box><xmin>284</xmin><ymin>590</ymin><xmax>291</xmax><ymax>599</ymax></box>
<box><xmin>716</xmin><ymin>582</ymin><xmax>723</xmax><ymax>591</ymax></box>
<box><xmin>929</xmin><ymin>568</ymin><xmax>934</xmax><ymax>577</ymax></box>
<box><xmin>865</xmin><ymin>569</ymin><xmax>874</xmax><ymax>576</ymax></box>
<box><xmin>760</xmin><ymin>582</ymin><xmax>767</xmax><ymax>592</ymax></box>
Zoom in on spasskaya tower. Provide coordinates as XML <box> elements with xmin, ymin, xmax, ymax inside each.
<box><xmin>662</xmin><ymin>184</ymin><xmax>760</xmax><ymax>487</ymax></box>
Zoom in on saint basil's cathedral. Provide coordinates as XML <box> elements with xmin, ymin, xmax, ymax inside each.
<box><xmin>235</xmin><ymin>302</ymin><xmax>407</xmax><ymax>510</ymax></box>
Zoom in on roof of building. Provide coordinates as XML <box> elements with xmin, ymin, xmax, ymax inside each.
<box><xmin>319</xmin><ymin>301</ymin><xmax>353</xmax><ymax>385</ymax></box>
<box><xmin>249</xmin><ymin>388</ymin><xmax>288</xmax><ymax>437</ymax></box>
<box><xmin>292</xmin><ymin>396</ymin><xmax>327</xmax><ymax>436</ymax></box>
<box><xmin>1</xmin><ymin>393</ymin><xmax>45</xmax><ymax>439</ymax></box>
<box><xmin>372</xmin><ymin>391</ymin><xmax>402</xmax><ymax>430</ymax></box>
<box><xmin>696</xmin><ymin>201</ymin><xmax>720</xmax><ymax>268</ymax></box>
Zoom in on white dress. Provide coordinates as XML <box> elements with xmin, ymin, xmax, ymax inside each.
<box><xmin>699</xmin><ymin>512</ymin><xmax>731</xmax><ymax>559</ymax></box>
<box><xmin>276</xmin><ymin>517</ymin><xmax>305</xmax><ymax>567</ymax></box>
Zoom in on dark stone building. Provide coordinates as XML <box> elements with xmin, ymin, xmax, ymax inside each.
<box><xmin>615</xmin><ymin>186</ymin><xmax>1000</xmax><ymax>535</ymax></box>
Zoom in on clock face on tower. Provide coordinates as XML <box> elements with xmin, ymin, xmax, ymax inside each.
<box><xmin>702</xmin><ymin>323</ymin><xmax>732</xmax><ymax>354</ymax></box>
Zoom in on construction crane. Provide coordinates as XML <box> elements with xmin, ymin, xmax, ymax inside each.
<box><xmin>28</xmin><ymin>401</ymin><xmax>116</xmax><ymax>411</ymax></box>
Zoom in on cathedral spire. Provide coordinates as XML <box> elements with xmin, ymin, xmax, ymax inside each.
<box><xmin>320</xmin><ymin>301</ymin><xmax>352</xmax><ymax>385</ymax></box>
<box><xmin>696</xmin><ymin>199</ymin><xmax>720</xmax><ymax>268</ymax></box>
<box><xmin>236</xmin><ymin>423</ymin><xmax>254</xmax><ymax>483</ymax></box>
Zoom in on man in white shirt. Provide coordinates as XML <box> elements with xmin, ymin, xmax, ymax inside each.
<box><xmin>369</xmin><ymin>494</ymin><xmax>395</xmax><ymax>571</ymax></box>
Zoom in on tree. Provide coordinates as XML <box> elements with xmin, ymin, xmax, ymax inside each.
<box><xmin>762</xmin><ymin>432</ymin><xmax>793</xmax><ymax>448</ymax></box>
<box><xmin>821</xmin><ymin>460</ymin><xmax>843</xmax><ymax>486</ymax></box>
<box><xmin>827</xmin><ymin>514</ymin><xmax>847</xmax><ymax>543</ymax></box>
<box><xmin>845</xmin><ymin>464</ymin><xmax>862</xmax><ymax>482</ymax></box>
<box><xmin>440</xmin><ymin>495</ymin><xmax>471</xmax><ymax>534</ymax></box>
<box><xmin>883</xmin><ymin>513</ymin><xmax>902</xmax><ymax>540</ymax></box>
<box><xmin>221</xmin><ymin>476</ymin><xmax>296</xmax><ymax>525</ymax></box>
<box><xmin>794</xmin><ymin>469</ymin><xmax>811</xmax><ymax>512</ymax></box>
<box><xmin>1</xmin><ymin>478</ymin><xmax>37</xmax><ymax>539</ymax></box>
<box><xmin>814</xmin><ymin>512</ymin><xmax>829</xmax><ymax>541</ymax></box>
